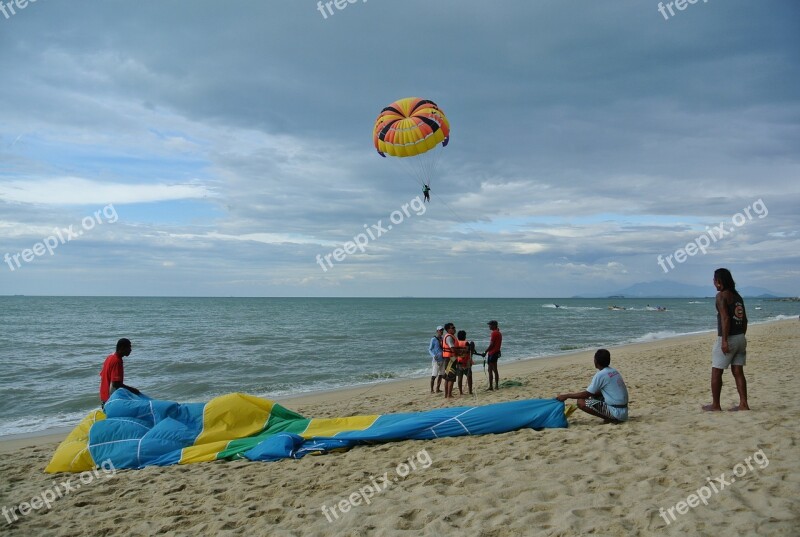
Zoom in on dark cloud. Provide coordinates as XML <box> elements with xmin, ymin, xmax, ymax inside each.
<box><xmin>0</xmin><ymin>0</ymin><xmax>798</xmax><ymax>296</ymax></box>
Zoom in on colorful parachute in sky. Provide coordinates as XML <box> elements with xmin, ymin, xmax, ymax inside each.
<box><xmin>373</xmin><ymin>97</ymin><xmax>450</xmax><ymax>188</ymax></box>
<box><xmin>46</xmin><ymin>390</ymin><xmax>568</xmax><ymax>473</ymax></box>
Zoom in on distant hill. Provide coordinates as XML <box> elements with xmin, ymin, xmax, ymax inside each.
<box><xmin>575</xmin><ymin>280</ymin><xmax>782</xmax><ymax>299</ymax></box>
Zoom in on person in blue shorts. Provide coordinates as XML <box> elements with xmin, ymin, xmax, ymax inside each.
<box><xmin>556</xmin><ymin>349</ymin><xmax>629</xmax><ymax>423</ymax></box>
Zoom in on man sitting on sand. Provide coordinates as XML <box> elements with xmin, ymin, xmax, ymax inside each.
<box><xmin>99</xmin><ymin>338</ymin><xmax>141</xmax><ymax>409</ymax></box>
<box><xmin>556</xmin><ymin>349</ymin><xmax>629</xmax><ymax>423</ymax></box>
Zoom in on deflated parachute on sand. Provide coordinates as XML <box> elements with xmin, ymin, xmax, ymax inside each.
<box><xmin>46</xmin><ymin>390</ymin><xmax>567</xmax><ymax>473</ymax></box>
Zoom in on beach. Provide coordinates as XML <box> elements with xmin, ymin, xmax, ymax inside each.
<box><xmin>1</xmin><ymin>319</ymin><xmax>798</xmax><ymax>536</ymax></box>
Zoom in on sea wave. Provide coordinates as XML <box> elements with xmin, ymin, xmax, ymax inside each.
<box><xmin>541</xmin><ymin>304</ymin><xmax>602</xmax><ymax>311</ymax></box>
<box><xmin>0</xmin><ymin>412</ymin><xmax>89</xmax><ymax>437</ymax></box>
<box><xmin>629</xmin><ymin>329</ymin><xmax>708</xmax><ymax>343</ymax></box>
<box><xmin>765</xmin><ymin>314</ymin><xmax>797</xmax><ymax>322</ymax></box>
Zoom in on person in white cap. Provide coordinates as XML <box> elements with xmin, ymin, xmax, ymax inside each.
<box><xmin>428</xmin><ymin>326</ymin><xmax>445</xmax><ymax>393</ymax></box>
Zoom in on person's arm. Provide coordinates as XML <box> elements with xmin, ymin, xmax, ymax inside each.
<box><xmin>110</xmin><ymin>381</ymin><xmax>141</xmax><ymax>396</ymax></box>
<box><xmin>428</xmin><ymin>338</ymin><xmax>436</xmax><ymax>358</ymax></box>
<box><xmin>484</xmin><ymin>332</ymin><xmax>499</xmax><ymax>355</ymax></box>
<box><xmin>556</xmin><ymin>390</ymin><xmax>594</xmax><ymax>402</ymax></box>
<box><xmin>717</xmin><ymin>291</ymin><xmax>731</xmax><ymax>353</ymax></box>
<box><xmin>558</xmin><ymin>371</ymin><xmax>603</xmax><ymax>401</ymax></box>
<box><xmin>743</xmin><ymin>300</ymin><xmax>748</xmax><ymax>335</ymax></box>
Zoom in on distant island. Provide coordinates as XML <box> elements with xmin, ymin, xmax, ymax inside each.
<box><xmin>574</xmin><ymin>280</ymin><xmax>793</xmax><ymax>299</ymax></box>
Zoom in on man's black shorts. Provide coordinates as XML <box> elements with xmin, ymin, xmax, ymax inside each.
<box><xmin>487</xmin><ymin>351</ymin><xmax>501</xmax><ymax>363</ymax></box>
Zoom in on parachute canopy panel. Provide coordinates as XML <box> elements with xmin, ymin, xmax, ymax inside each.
<box><xmin>45</xmin><ymin>390</ymin><xmax>568</xmax><ymax>473</ymax></box>
<box><xmin>373</xmin><ymin>97</ymin><xmax>450</xmax><ymax>158</ymax></box>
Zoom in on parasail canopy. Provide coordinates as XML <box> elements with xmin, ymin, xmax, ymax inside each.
<box><xmin>373</xmin><ymin>97</ymin><xmax>450</xmax><ymax>158</ymax></box>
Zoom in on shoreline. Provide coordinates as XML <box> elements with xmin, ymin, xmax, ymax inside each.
<box><xmin>1</xmin><ymin>318</ymin><xmax>797</xmax><ymax>535</ymax></box>
<box><xmin>0</xmin><ymin>326</ymin><xmax>692</xmax><ymax>447</ymax></box>
<box><xmin>0</xmin><ymin>312</ymin><xmax>793</xmax><ymax>440</ymax></box>
<box><xmin>2</xmin><ymin>318</ymin><xmax>794</xmax><ymax>454</ymax></box>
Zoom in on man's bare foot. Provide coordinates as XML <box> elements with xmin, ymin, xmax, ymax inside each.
<box><xmin>702</xmin><ymin>404</ymin><xmax>722</xmax><ymax>411</ymax></box>
<box><xmin>728</xmin><ymin>405</ymin><xmax>750</xmax><ymax>411</ymax></box>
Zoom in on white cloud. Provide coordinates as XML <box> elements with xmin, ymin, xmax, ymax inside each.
<box><xmin>0</xmin><ymin>177</ymin><xmax>213</xmax><ymax>205</ymax></box>
<box><xmin>0</xmin><ymin>1</ymin><xmax>797</xmax><ymax>296</ymax></box>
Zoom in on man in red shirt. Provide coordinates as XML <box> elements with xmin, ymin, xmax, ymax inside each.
<box><xmin>99</xmin><ymin>338</ymin><xmax>140</xmax><ymax>408</ymax></box>
<box><xmin>484</xmin><ymin>320</ymin><xmax>502</xmax><ymax>391</ymax></box>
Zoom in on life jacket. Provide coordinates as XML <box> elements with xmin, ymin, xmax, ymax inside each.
<box><xmin>455</xmin><ymin>340</ymin><xmax>470</xmax><ymax>364</ymax></box>
<box><xmin>442</xmin><ymin>333</ymin><xmax>456</xmax><ymax>359</ymax></box>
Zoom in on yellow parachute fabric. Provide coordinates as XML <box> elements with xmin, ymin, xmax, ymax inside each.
<box><xmin>44</xmin><ymin>409</ymin><xmax>105</xmax><ymax>474</ymax></box>
<box><xmin>373</xmin><ymin>97</ymin><xmax>450</xmax><ymax>158</ymax></box>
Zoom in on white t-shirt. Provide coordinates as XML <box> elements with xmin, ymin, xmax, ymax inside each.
<box><xmin>587</xmin><ymin>367</ymin><xmax>629</xmax><ymax>421</ymax></box>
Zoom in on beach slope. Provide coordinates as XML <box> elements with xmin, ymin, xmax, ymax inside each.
<box><xmin>0</xmin><ymin>320</ymin><xmax>797</xmax><ymax>536</ymax></box>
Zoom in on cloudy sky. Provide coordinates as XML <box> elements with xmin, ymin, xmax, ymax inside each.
<box><xmin>1</xmin><ymin>0</ymin><xmax>798</xmax><ymax>297</ymax></box>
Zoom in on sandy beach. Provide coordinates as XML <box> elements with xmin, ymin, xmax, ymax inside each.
<box><xmin>1</xmin><ymin>319</ymin><xmax>798</xmax><ymax>536</ymax></box>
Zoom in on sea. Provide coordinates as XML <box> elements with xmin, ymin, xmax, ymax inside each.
<box><xmin>0</xmin><ymin>296</ymin><xmax>796</xmax><ymax>437</ymax></box>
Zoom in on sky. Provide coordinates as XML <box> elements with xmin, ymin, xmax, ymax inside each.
<box><xmin>0</xmin><ymin>0</ymin><xmax>798</xmax><ymax>297</ymax></box>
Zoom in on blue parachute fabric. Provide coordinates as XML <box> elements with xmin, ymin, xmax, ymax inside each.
<box><xmin>247</xmin><ymin>399</ymin><xmax>568</xmax><ymax>461</ymax></box>
<box><xmin>50</xmin><ymin>390</ymin><xmax>568</xmax><ymax>471</ymax></box>
<box><xmin>88</xmin><ymin>390</ymin><xmax>207</xmax><ymax>468</ymax></box>
<box><xmin>243</xmin><ymin>433</ymin><xmax>307</xmax><ymax>461</ymax></box>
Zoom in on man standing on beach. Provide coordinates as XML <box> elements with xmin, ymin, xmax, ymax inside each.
<box><xmin>484</xmin><ymin>320</ymin><xmax>502</xmax><ymax>390</ymax></box>
<box><xmin>99</xmin><ymin>338</ymin><xmax>140</xmax><ymax>408</ymax></box>
<box><xmin>441</xmin><ymin>323</ymin><xmax>458</xmax><ymax>398</ymax></box>
<box><xmin>703</xmin><ymin>268</ymin><xmax>749</xmax><ymax>411</ymax></box>
<box><xmin>429</xmin><ymin>326</ymin><xmax>445</xmax><ymax>393</ymax></box>
<box><xmin>556</xmin><ymin>349</ymin><xmax>629</xmax><ymax>423</ymax></box>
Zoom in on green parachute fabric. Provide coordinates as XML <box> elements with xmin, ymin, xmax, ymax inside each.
<box><xmin>47</xmin><ymin>390</ymin><xmax>568</xmax><ymax>473</ymax></box>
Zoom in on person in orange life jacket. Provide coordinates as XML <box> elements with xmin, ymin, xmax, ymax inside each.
<box><xmin>455</xmin><ymin>330</ymin><xmax>474</xmax><ymax>395</ymax></box>
<box><xmin>99</xmin><ymin>338</ymin><xmax>140</xmax><ymax>409</ymax></box>
<box><xmin>441</xmin><ymin>323</ymin><xmax>458</xmax><ymax>399</ymax></box>
<box><xmin>484</xmin><ymin>320</ymin><xmax>502</xmax><ymax>390</ymax></box>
